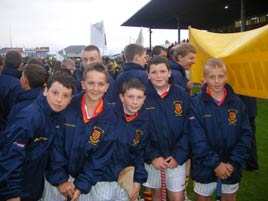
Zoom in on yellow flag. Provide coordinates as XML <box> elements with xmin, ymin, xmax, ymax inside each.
<box><xmin>189</xmin><ymin>25</ymin><xmax>268</xmax><ymax>99</ymax></box>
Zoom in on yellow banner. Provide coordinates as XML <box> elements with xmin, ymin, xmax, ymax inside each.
<box><xmin>189</xmin><ymin>25</ymin><xmax>268</xmax><ymax>99</ymax></box>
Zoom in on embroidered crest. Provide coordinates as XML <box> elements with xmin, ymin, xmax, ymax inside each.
<box><xmin>228</xmin><ymin>109</ymin><xmax>238</xmax><ymax>125</ymax></box>
<box><xmin>89</xmin><ymin>126</ymin><xmax>104</xmax><ymax>145</ymax></box>
<box><xmin>174</xmin><ymin>100</ymin><xmax>183</xmax><ymax>116</ymax></box>
<box><xmin>133</xmin><ymin>129</ymin><xmax>143</xmax><ymax>145</ymax></box>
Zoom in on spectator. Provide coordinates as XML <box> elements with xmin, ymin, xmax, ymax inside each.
<box><xmin>0</xmin><ymin>55</ymin><xmax>4</xmax><ymax>73</ymax></box>
<box><xmin>7</xmin><ymin>64</ymin><xmax>47</xmax><ymax>121</ymax></box>
<box><xmin>0</xmin><ymin>51</ymin><xmax>23</xmax><ymax>131</ymax></box>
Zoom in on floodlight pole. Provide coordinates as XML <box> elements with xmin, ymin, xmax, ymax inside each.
<box><xmin>149</xmin><ymin>28</ymin><xmax>152</xmax><ymax>50</ymax></box>
<box><xmin>241</xmin><ymin>0</ymin><xmax>245</xmax><ymax>31</ymax></box>
<box><xmin>177</xmin><ymin>16</ymin><xmax>181</xmax><ymax>43</ymax></box>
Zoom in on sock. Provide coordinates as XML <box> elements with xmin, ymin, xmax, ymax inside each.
<box><xmin>144</xmin><ymin>190</ymin><xmax>152</xmax><ymax>201</ymax></box>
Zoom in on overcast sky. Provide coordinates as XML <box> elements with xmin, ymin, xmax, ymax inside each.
<box><xmin>0</xmin><ymin>0</ymin><xmax>188</xmax><ymax>55</ymax></box>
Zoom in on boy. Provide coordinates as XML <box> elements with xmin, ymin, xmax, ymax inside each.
<box><xmin>74</xmin><ymin>45</ymin><xmax>115</xmax><ymax>101</ymax></box>
<box><xmin>172</xmin><ymin>43</ymin><xmax>196</xmax><ymax>92</ymax></box>
<box><xmin>0</xmin><ymin>71</ymin><xmax>74</xmax><ymax>201</ymax></box>
<box><xmin>0</xmin><ymin>51</ymin><xmax>24</xmax><ymax>131</ymax></box>
<box><xmin>87</xmin><ymin>78</ymin><xmax>148</xmax><ymax>200</ymax></box>
<box><xmin>8</xmin><ymin>64</ymin><xmax>47</xmax><ymax>121</ymax></box>
<box><xmin>143</xmin><ymin>56</ymin><xmax>190</xmax><ymax>201</ymax></box>
<box><xmin>43</xmin><ymin>63</ymin><xmax>116</xmax><ymax>201</ymax></box>
<box><xmin>189</xmin><ymin>58</ymin><xmax>251</xmax><ymax>201</ymax></box>
<box><xmin>112</xmin><ymin>43</ymin><xmax>149</xmax><ymax>102</ymax></box>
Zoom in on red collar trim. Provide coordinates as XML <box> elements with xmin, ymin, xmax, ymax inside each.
<box><xmin>81</xmin><ymin>94</ymin><xmax>104</xmax><ymax>123</ymax></box>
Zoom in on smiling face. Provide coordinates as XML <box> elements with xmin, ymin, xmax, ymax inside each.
<box><xmin>178</xmin><ymin>52</ymin><xmax>196</xmax><ymax>70</ymax></box>
<box><xmin>81</xmin><ymin>70</ymin><xmax>109</xmax><ymax>103</ymax></box>
<box><xmin>43</xmin><ymin>81</ymin><xmax>72</xmax><ymax>112</ymax></box>
<box><xmin>148</xmin><ymin>62</ymin><xmax>170</xmax><ymax>92</ymax></box>
<box><xmin>119</xmin><ymin>88</ymin><xmax>146</xmax><ymax>115</ymax></box>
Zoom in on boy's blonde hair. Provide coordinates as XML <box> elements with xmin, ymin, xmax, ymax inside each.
<box><xmin>204</xmin><ymin>58</ymin><xmax>227</xmax><ymax>77</ymax></box>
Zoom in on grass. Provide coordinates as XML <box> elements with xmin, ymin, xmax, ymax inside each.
<box><xmin>141</xmin><ymin>87</ymin><xmax>268</xmax><ymax>201</ymax></box>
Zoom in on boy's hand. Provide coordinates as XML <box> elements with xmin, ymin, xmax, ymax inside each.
<box><xmin>186</xmin><ymin>81</ymin><xmax>193</xmax><ymax>90</ymax></box>
<box><xmin>58</xmin><ymin>182</ymin><xmax>75</xmax><ymax>197</ymax></box>
<box><xmin>214</xmin><ymin>162</ymin><xmax>233</xmax><ymax>180</ymax></box>
<box><xmin>226</xmin><ymin>163</ymin><xmax>234</xmax><ymax>175</ymax></box>
<box><xmin>7</xmin><ymin>198</ymin><xmax>20</xmax><ymax>201</ymax></box>
<box><xmin>129</xmin><ymin>182</ymin><xmax>141</xmax><ymax>201</ymax></box>
<box><xmin>152</xmin><ymin>157</ymin><xmax>168</xmax><ymax>170</ymax></box>
<box><xmin>71</xmin><ymin>189</ymin><xmax>81</xmax><ymax>201</ymax></box>
<box><xmin>165</xmin><ymin>156</ymin><xmax>179</xmax><ymax>169</ymax></box>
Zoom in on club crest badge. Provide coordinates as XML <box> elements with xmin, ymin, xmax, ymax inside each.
<box><xmin>174</xmin><ymin>100</ymin><xmax>183</xmax><ymax>116</ymax></box>
<box><xmin>133</xmin><ymin>129</ymin><xmax>143</xmax><ymax>145</ymax></box>
<box><xmin>228</xmin><ymin>109</ymin><xmax>238</xmax><ymax>125</ymax></box>
<box><xmin>89</xmin><ymin>126</ymin><xmax>104</xmax><ymax>145</ymax></box>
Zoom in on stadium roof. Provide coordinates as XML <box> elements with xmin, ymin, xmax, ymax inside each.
<box><xmin>121</xmin><ymin>0</ymin><xmax>268</xmax><ymax>30</ymax></box>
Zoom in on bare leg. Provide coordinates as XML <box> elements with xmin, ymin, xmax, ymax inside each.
<box><xmin>151</xmin><ymin>188</ymin><xmax>161</xmax><ymax>201</ymax></box>
<box><xmin>168</xmin><ymin>190</ymin><xmax>184</xmax><ymax>201</ymax></box>
<box><xmin>195</xmin><ymin>194</ymin><xmax>211</xmax><ymax>201</ymax></box>
<box><xmin>221</xmin><ymin>193</ymin><xmax>236</xmax><ymax>201</ymax></box>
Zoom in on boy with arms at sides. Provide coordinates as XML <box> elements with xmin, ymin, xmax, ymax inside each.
<box><xmin>0</xmin><ymin>71</ymin><xmax>74</xmax><ymax>201</ymax></box>
<box><xmin>43</xmin><ymin>63</ymin><xmax>116</xmax><ymax>201</ymax></box>
<box><xmin>84</xmin><ymin>78</ymin><xmax>148</xmax><ymax>201</ymax></box>
<box><xmin>143</xmin><ymin>56</ymin><xmax>190</xmax><ymax>201</ymax></box>
<box><xmin>189</xmin><ymin>58</ymin><xmax>251</xmax><ymax>201</ymax></box>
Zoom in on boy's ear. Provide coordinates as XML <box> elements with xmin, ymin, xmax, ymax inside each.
<box><xmin>133</xmin><ymin>54</ymin><xmax>139</xmax><ymax>62</ymax></box>
<box><xmin>119</xmin><ymin>93</ymin><xmax>124</xmax><ymax>103</ymax></box>
<box><xmin>178</xmin><ymin>55</ymin><xmax>183</xmax><ymax>62</ymax></box>
<box><xmin>43</xmin><ymin>87</ymin><xmax>48</xmax><ymax>96</ymax></box>
<box><xmin>81</xmin><ymin>80</ymin><xmax>85</xmax><ymax>90</ymax></box>
<box><xmin>20</xmin><ymin>75</ymin><xmax>29</xmax><ymax>90</ymax></box>
<box><xmin>105</xmin><ymin>83</ymin><xmax>110</xmax><ymax>92</ymax></box>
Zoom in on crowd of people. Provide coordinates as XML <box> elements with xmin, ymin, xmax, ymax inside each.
<box><xmin>0</xmin><ymin>42</ymin><xmax>258</xmax><ymax>201</ymax></box>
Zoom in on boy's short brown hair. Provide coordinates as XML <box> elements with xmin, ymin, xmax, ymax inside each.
<box><xmin>23</xmin><ymin>64</ymin><xmax>47</xmax><ymax>88</ymax></box>
<box><xmin>46</xmin><ymin>70</ymin><xmax>75</xmax><ymax>94</ymax></box>
<box><xmin>121</xmin><ymin>78</ymin><xmax>146</xmax><ymax>95</ymax></box>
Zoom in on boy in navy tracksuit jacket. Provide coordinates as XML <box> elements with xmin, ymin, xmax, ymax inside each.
<box><xmin>0</xmin><ymin>71</ymin><xmax>74</xmax><ymax>201</ymax></box>
<box><xmin>189</xmin><ymin>58</ymin><xmax>251</xmax><ymax>201</ymax></box>
<box><xmin>87</xmin><ymin>78</ymin><xmax>148</xmax><ymax>200</ymax></box>
<box><xmin>43</xmin><ymin>63</ymin><xmax>116</xmax><ymax>201</ymax></box>
<box><xmin>143</xmin><ymin>56</ymin><xmax>190</xmax><ymax>200</ymax></box>
<box><xmin>0</xmin><ymin>51</ymin><xmax>23</xmax><ymax>132</ymax></box>
<box><xmin>7</xmin><ymin>64</ymin><xmax>47</xmax><ymax>122</ymax></box>
<box><xmin>112</xmin><ymin>43</ymin><xmax>149</xmax><ymax>102</ymax></box>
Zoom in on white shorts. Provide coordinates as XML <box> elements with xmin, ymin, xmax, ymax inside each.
<box><xmin>143</xmin><ymin>163</ymin><xmax>186</xmax><ymax>192</ymax></box>
<box><xmin>88</xmin><ymin>181</ymin><xmax>129</xmax><ymax>201</ymax></box>
<box><xmin>194</xmin><ymin>181</ymin><xmax>239</xmax><ymax>196</ymax></box>
<box><xmin>42</xmin><ymin>178</ymin><xmax>90</xmax><ymax>201</ymax></box>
